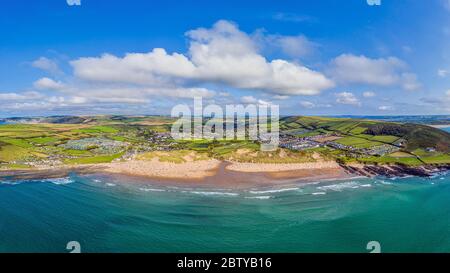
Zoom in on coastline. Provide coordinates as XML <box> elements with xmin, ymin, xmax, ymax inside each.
<box><xmin>2</xmin><ymin>158</ymin><xmax>449</xmax><ymax>189</ymax></box>
<box><xmin>0</xmin><ymin>159</ymin><xmax>353</xmax><ymax>188</ymax></box>
<box><xmin>427</xmin><ymin>124</ymin><xmax>450</xmax><ymax>129</ymax></box>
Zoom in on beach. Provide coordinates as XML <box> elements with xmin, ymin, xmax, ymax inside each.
<box><xmin>99</xmin><ymin>158</ymin><xmax>222</xmax><ymax>180</ymax></box>
<box><xmin>0</xmin><ymin>158</ymin><xmax>353</xmax><ymax>188</ymax></box>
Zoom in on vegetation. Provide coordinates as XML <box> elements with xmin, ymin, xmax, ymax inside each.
<box><xmin>0</xmin><ymin>115</ymin><xmax>449</xmax><ymax>170</ymax></box>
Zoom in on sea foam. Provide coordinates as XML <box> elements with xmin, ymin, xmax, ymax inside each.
<box><xmin>248</xmin><ymin>187</ymin><xmax>300</xmax><ymax>195</ymax></box>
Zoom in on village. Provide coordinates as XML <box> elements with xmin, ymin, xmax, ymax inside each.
<box><xmin>278</xmin><ymin>133</ymin><xmax>402</xmax><ymax>158</ymax></box>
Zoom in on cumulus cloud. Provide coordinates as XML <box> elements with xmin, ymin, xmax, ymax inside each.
<box><xmin>0</xmin><ymin>91</ymin><xmax>44</xmax><ymax>101</ymax></box>
<box><xmin>438</xmin><ymin>69</ymin><xmax>449</xmax><ymax>78</ymax></box>
<box><xmin>335</xmin><ymin>92</ymin><xmax>361</xmax><ymax>106</ymax></box>
<box><xmin>31</xmin><ymin>57</ymin><xmax>61</xmax><ymax>75</ymax></box>
<box><xmin>363</xmin><ymin>91</ymin><xmax>376</xmax><ymax>97</ymax></box>
<box><xmin>241</xmin><ymin>96</ymin><xmax>257</xmax><ymax>104</ymax></box>
<box><xmin>71</xmin><ymin>20</ymin><xmax>334</xmax><ymax>96</ymax></box>
<box><xmin>401</xmin><ymin>73</ymin><xmax>421</xmax><ymax>91</ymax></box>
<box><xmin>255</xmin><ymin>32</ymin><xmax>318</xmax><ymax>59</ymax></box>
<box><xmin>67</xmin><ymin>0</ymin><xmax>81</xmax><ymax>6</ymax></box>
<box><xmin>33</xmin><ymin>77</ymin><xmax>65</xmax><ymax>90</ymax></box>
<box><xmin>378</xmin><ymin>105</ymin><xmax>394</xmax><ymax>111</ymax></box>
<box><xmin>329</xmin><ymin>54</ymin><xmax>420</xmax><ymax>91</ymax></box>
<box><xmin>273</xmin><ymin>95</ymin><xmax>289</xmax><ymax>100</ymax></box>
<box><xmin>272</xmin><ymin>12</ymin><xmax>316</xmax><ymax>23</ymax></box>
<box><xmin>240</xmin><ymin>96</ymin><xmax>272</xmax><ymax>105</ymax></box>
<box><xmin>299</xmin><ymin>101</ymin><xmax>316</xmax><ymax>109</ymax></box>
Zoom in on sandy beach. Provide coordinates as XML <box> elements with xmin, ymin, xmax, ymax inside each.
<box><xmin>0</xmin><ymin>158</ymin><xmax>353</xmax><ymax>188</ymax></box>
<box><xmin>93</xmin><ymin>158</ymin><xmax>352</xmax><ymax>188</ymax></box>
<box><xmin>98</xmin><ymin>158</ymin><xmax>222</xmax><ymax>179</ymax></box>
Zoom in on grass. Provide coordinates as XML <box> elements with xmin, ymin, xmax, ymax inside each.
<box><xmin>0</xmin><ymin>116</ymin><xmax>449</xmax><ymax>168</ymax></box>
<box><xmin>389</xmin><ymin>151</ymin><xmax>415</xmax><ymax>158</ymax></box>
<box><xmin>61</xmin><ymin>149</ymin><xmax>93</xmax><ymax>156</ymax></box>
<box><xmin>0</xmin><ymin>163</ymin><xmax>31</xmax><ymax>170</ymax></box>
<box><xmin>222</xmin><ymin>148</ymin><xmax>315</xmax><ymax>163</ymax></box>
<box><xmin>64</xmin><ymin>152</ymin><xmax>124</xmax><ymax>164</ymax></box>
<box><xmin>335</xmin><ymin>136</ymin><xmax>378</xmax><ymax>147</ymax></box>
<box><xmin>73</xmin><ymin>126</ymin><xmax>118</xmax><ymax>134</ymax></box>
<box><xmin>29</xmin><ymin>136</ymin><xmax>58</xmax><ymax>144</ymax></box>
<box><xmin>0</xmin><ymin>137</ymin><xmax>33</xmax><ymax>148</ymax></box>
<box><xmin>359</xmin><ymin>156</ymin><xmax>423</xmax><ymax>166</ymax></box>
<box><xmin>0</xmin><ymin>145</ymin><xmax>31</xmax><ymax>162</ymax></box>
<box><xmin>370</xmin><ymin>135</ymin><xmax>400</xmax><ymax>143</ymax></box>
<box><xmin>420</xmin><ymin>154</ymin><xmax>450</xmax><ymax>164</ymax></box>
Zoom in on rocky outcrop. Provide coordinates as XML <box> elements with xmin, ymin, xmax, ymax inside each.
<box><xmin>340</xmin><ymin>164</ymin><xmax>450</xmax><ymax>178</ymax></box>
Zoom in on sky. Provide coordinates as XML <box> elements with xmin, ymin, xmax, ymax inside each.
<box><xmin>1</xmin><ymin>0</ymin><xmax>450</xmax><ymax>117</ymax></box>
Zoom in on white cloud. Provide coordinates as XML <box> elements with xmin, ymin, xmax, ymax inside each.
<box><xmin>329</xmin><ymin>54</ymin><xmax>420</xmax><ymax>91</ymax></box>
<box><xmin>272</xmin><ymin>12</ymin><xmax>315</xmax><ymax>23</ymax></box>
<box><xmin>378</xmin><ymin>105</ymin><xmax>394</xmax><ymax>111</ymax></box>
<box><xmin>67</xmin><ymin>0</ymin><xmax>81</xmax><ymax>6</ymax></box>
<box><xmin>256</xmin><ymin>33</ymin><xmax>318</xmax><ymax>59</ymax></box>
<box><xmin>401</xmin><ymin>73</ymin><xmax>421</xmax><ymax>91</ymax></box>
<box><xmin>241</xmin><ymin>96</ymin><xmax>258</xmax><ymax>104</ymax></box>
<box><xmin>336</xmin><ymin>92</ymin><xmax>361</xmax><ymax>106</ymax></box>
<box><xmin>438</xmin><ymin>69</ymin><xmax>449</xmax><ymax>77</ymax></box>
<box><xmin>71</xmin><ymin>20</ymin><xmax>334</xmax><ymax>96</ymax></box>
<box><xmin>0</xmin><ymin>91</ymin><xmax>44</xmax><ymax>101</ymax></box>
<box><xmin>299</xmin><ymin>101</ymin><xmax>316</xmax><ymax>109</ymax></box>
<box><xmin>31</xmin><ymin>57</ymin><xmax>61</xmax><ymax>75</ymax></box>
<box><xmin>239</xmin><ymin>96</ymin><xmax>272</xmax><ymax>105</ymax></box>
<box><xmin>273</xmin><ymin>95</ymin><xmax>289</xmax><ymax>100</ymax></box>
<box><xmin>402</xmin><ymin>46</ymin><xmax>413</xmax><ymax>54</ymax></box>
<box><xmin>33</xmin><ymin>77</ymin><xmax>65</xmax><ymax>90</ymax></box>
<box><xmin>363</xmin><ymin>91</ymin><xmax>376</xmax><ymax>97</ymax></box>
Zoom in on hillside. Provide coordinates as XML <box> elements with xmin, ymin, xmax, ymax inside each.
<box><xmin>280</xmin><ymin>116</ymin><xmax>450</xmax><ymax>165</ymax></box>
<box><xmin>364</xmin><ymin>123</ymin><xmax>450</xmax><ymax>153</ymax></box>
<box><xmin>0</xmin><ymin>115</ymin><xmax>449</xmax><ymax>170</ymax></box>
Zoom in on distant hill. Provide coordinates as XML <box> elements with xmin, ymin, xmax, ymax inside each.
<box><xmin>365</xmin><ymin>123</ymin><xmax>450</xmax><ymax>153</ymax></box>
<box><xmin>280</xmin><ymin>116</ymin><xmax>450</xmax><ymax>153</ymax></box>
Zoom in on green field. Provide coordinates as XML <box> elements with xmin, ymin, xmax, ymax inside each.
<box><xmin>0</xmin><ymin>115</ymin><xmax>449</xmax><ymax>169</ymax></box>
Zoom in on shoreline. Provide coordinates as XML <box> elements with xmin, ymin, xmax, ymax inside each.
<box><xmin>0</xmin><ymin>159</ymin><xmax>353</xmax><ymax>188</ymax></box>
<box><xmin>427</xmin><ymin>124</ymin><xmax>450</xmax><ymax>129</ymax></box>
<box><xmin>1</xmin><ymin>159</ymin><xmax>449</xmax><ymax>188</ymax></box>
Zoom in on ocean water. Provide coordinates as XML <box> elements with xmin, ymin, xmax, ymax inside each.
<box><xmin>1</xmin><ymin>171</ymin><xmax>450</xmax><ymax>253</ymax></box>
<box><xmin>0</xmin><ymin>126</ymin><xmax>448</xmax><ymax>253</ymax></box>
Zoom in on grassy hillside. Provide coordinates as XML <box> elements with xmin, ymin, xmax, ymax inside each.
<box><xmin>0</xmin><ymin>115</ymin><xmax>449</xmax><ymax>169</ymax></box>
<box><xmin>280</xmin><ymin>116</ymin><xmax>450</xmax><ymax>165</ymax></box>
<box><xmin>364</xmin><ymin>123</ymin><xmax>450</xmax><ymax>153</ymax></box>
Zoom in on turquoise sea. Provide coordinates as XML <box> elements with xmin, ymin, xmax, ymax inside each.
<box><xmin>0</xmin><ymin>127</ymin><xmax>449</xmax><ymax>253</ymax></box>
<box><xmin>0</xmin><ymin>171</ymin><xmax>449</xmax><ymax>253</ymax></box>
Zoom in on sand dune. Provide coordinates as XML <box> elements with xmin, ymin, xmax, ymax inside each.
<box><xmin>100</xmin><ymin>158</ymin><xmax>221</xmax><ymax>179</ymax></box>
<box><xmin>226</xmin><ymin>161</ymin><xmax>340</xmax><ymax>173</ymax></box>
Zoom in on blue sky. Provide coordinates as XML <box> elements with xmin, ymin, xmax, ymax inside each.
<box><xmin>1</xmin><ymin>0</ymin><xmax>450</xmax><ymax>117</ymax></box>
